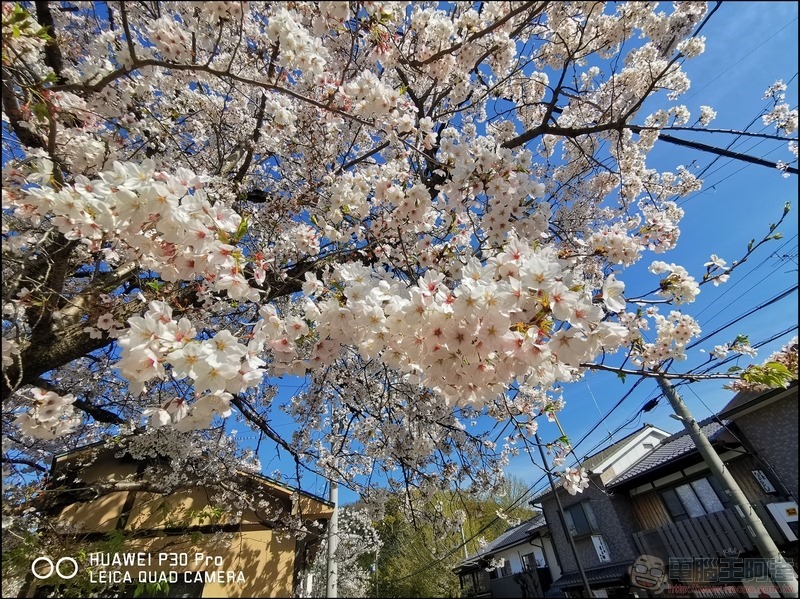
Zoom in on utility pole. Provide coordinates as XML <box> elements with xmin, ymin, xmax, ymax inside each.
<box><xmin>460</xmin><ymin>522</ymin><xmax>469</xmax><ymax>559</ymax></box>
<box><xmin>372</xmin><ymin>552</ymin><xmax>378</xmax><ymax>598</ymax></box>
<box><xmin>326</xmin><ymin>480</ymin><xmax>339</xmax><ymax>598</ymax></box>
<box><xmin>535</xmin><ymin>432</ymin><xmax>594</xmax><ymax>597</ymax></box>
<box><xmin>656</xmin><ymin>375</ymin><xmax>799</xmax><ymax>598</ymax></box>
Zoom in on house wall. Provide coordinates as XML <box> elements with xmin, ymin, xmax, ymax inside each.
<box><xmin>541</xmin><ymin>482</ymin><xmax>639</xmax><ymax>574</ymax></box>
<box><xmin>489</xmin><ymin>536</ymin><xmax>562</xmax><ymax>598</ymax></box>
<box><xmin>56</xmin><ymin>455</ymin><xmax>141</xmax><ymax>532</ymax></box>
<box><xmin>42</xmin><ymin>451</ymin><xmax>328</xmax><ymax>598</ymax></box>
<box><xmin>731</xmin><ymin>393</ymin><xmax>798</xmax><ymax>501</ymax></box>
<box><xmin>77</xmin><ymin>529</ymin><xmax>298</xmax><ymax>598</ymax></box>
<box><xmin>492</xmin><ymin>544</ymin><xmax>525</xmax><ymax>573</ymax></box>
<box><xmin>629</xmin><ymin>455</ymin><xmax>773</xmax><ymax>531</ymax></box>
<box><xmin>597</xmin><ymin>431</ymin><xmax>668</xmax><ymax>486</ymax></box>
<box><xmin>489</xmin><ymin>571</ymin><xmax>540</xmax><ymax>598</ymax></box>
<box><xmin>541</xmin><ymin>534</ymin><xmax>561</xmax><ymax>582</ymax></box>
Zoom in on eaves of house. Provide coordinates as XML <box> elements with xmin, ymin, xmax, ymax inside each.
<box><xmin>453</xmin><ymin>513</ymin><xmax>547</xmax><ymax>572</ymax></box>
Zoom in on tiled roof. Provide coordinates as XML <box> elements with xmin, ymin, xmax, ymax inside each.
<box><xmin>454</xmin><ymin>514</ymin><xmax>546</xmax><ymax>571</ymax></box>
<box><xmin>550</xmin><ymin>561</ymin><xmax>631</xmax><ymax>589</ymax></box>
<box><xmin>580</xmin><ymin>425</ymin><xmax>655</xmax><ymax>473</ymax></box>
<box><xmin>718</xmin><ymin>380</ymin><xmax>797</xmax><ymax>418</ymax></box>
<box><xmin>529</xmin><ymin>424</ymin><xmax>655</xmax><ymax>503</ymax></box>
<box><xmin>605</xmin><ymin>416</ymin><xmax>729</xmax><ymax>488</ymax></box>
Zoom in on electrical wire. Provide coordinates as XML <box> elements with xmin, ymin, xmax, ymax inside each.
<box><xmin>686</xmin><ymin>284</ymin><xmax>798</xmax><ymax>350</ymax></box>
<box><xmin>384</xmin><ymin>377</ymin><xmax>658</xmax><ymax>583</ymax></box>
<box><xmin>383</xmin><ymin>320</ymin><xmax>797</xmax><ymax>584</ymax></box>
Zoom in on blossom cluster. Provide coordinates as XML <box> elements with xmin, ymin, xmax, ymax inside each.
<box><xmin>561</xmin><ymin>467</ymin><xmax>591</xmax><ymax>495</ymax></box>
<box><xmin>117</xmin><ymin>299</ymin><xmax>264</xmax><ymax>398</ymax></box>
<box><xmin>2</xmin><ymin>1</ymin><xmax>795</xmax><ymax>508</ymax></box>
<box><xmin>14</xmin><ymin>388</ymin><xmax>80</xmax><ymax>440</ymax></box>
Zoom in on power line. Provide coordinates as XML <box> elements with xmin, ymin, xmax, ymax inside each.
<box><xmin>686</xmin><ymin>285</ymin><xmax>798</xmax><ymax>350</ymax></box>
<box><xmin>382</xmin><ymin>316</ymin><xmax>796</xmax><ymax>585</ymax></box>
<box><xmin>684</xmin><ymin>19</ymin><xmax>799</xmax><ymax>102</ymax></box>
<box><xmin>693</xmin><ymin>234</ymin><xmax>798</xmax><ymax>320</ymax></box>
<box><xmin>384</xmin><ymin>379</ymin><xmax>652</xmax><ymax>583</ymax></box>
<box><xmin>686</xmin><ymin>324</ymin><xmax>798</xmax><ymax>378</ymax></box>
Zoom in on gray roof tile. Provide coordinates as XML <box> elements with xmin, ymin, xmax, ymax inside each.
<box><xmin>454</xmin><ymin>514</ymin><xmax>546</xmax><ymax>571</ymax></box>
<box><xmin>550</xmin><ymin>562</ymin><xmax>631</xmax><ymax>589</ymax></box>
<box><xmin>605</xmin><ymin>416</ymin><xmax>728</xmax><ymax>487</ymax></box>
<box><xmin>719</xmin><ymin>381</ymin><xmax>797</xmax><ymax>418</ymax></box>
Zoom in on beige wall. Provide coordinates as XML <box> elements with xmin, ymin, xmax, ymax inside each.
<box><xmin>43</xmin><ymin>449</ymin><xmax>329</xmax><ymax>598</ymax></box>
<box><xmin>105</xmin><ymin>530</ymin><xmax>298</xmax><ymax>597</ymax></box>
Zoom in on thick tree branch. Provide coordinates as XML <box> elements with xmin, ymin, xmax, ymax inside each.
<box><xmin>2</xmin><ymin>456</ymin><xmax>48</xmax><ymax>473</ymax></box>
<box><xmin>33</xmin><ymin>1</ymin><xmax>67</xmax><ymax>84</ymax></box>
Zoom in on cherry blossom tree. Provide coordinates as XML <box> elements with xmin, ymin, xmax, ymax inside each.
<box><xmin>2</xmin><ymin>2</ymin><xmax>798</xmax><ymax>581</ymax></box>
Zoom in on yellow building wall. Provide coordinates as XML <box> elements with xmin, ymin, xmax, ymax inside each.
<box><xmin>58</xmin><ymin>491</ymin><xmax>130</xmax><ymax>532</ymax></box>
<box><xmin>44</xmin><ymin>451</ymin><xmax>328</xmax><ymax>597</ymax></box>
<box><xmin>125</xmin><ymin>488</ymin><xmax>241</xmax><ymax>530</ymax></box>
<box><xmin>102</xmin><ymin>530</ymin><xmax>297</xmax><ymax>598</ymax></box>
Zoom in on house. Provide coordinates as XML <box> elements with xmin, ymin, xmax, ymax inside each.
<box><xmin>533</xmin><ymin>424</ymin><xmax>671</xmax><ymax>598</ymax></box>
<box><xmin>605</xmin><ymin>400</ymin><xmax>798</xmax><ymax>593</ymax></box>
<box><xmin>718</xmin><ymin>380</ymin><xmax>798</xmax><ymax>501</ymax></box>
<box><xmin>22</xmin><ymin>444</ymin><xmax>333</xmax><ymax>598</ymax></box>
<box><xmin>453</xmin><ymin>513</ymin><xmax>561</xmax><ymax>598</ymax></box>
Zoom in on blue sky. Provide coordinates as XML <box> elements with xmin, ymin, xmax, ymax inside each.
<box><xmin>247</xmin><ymin>2</ymin><xmax>799</xmax><ymax>505</ymax></box>
<box><xmin>1</xmin><ymin>1</ymin><xmax>795</xmax><ymax>514</ymax></box>
<box><xmin>507</xmin><ymin>1</ymin><xmax>799</xmax><ymax>494</ymax></box>
<box><xmin>13</xmin><ymin>1</ymin><xmax>787</xmax><ymax>506</ymax></box>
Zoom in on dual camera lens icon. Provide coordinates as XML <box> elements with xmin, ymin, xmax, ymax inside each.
<box><xmin>31</xmin><ymin>557</ymin><xmax>79</xmax><ymax>580</ymax></box>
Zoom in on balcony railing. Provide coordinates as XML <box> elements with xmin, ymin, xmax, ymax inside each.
<box><xmin>632</xmin><ymin>501</ymin><xmax>786</xmax><ymax>559</ymax></box>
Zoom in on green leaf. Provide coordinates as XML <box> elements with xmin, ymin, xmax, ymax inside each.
<box><xmin>31</xmin><ymin>102</ymin><xmax>50</xmax><ymax>121</ymax></box>
<box><xmin>741</xmin><ymin>361</ymin><xmax>793</xmax><ymax>388</ymax></box>
<box><xmin>143</xmin><ymin>279</ymin><xmax>163</xmax><ymax>293</ymax></box>
<box><xmin>35</xmin><ymin>27</ymin><xmax>53</xmax><ymax>40</ymax></box>
<box><xmin>232</xmin><ymin>216</ymin><xmax>248</xmax><ymax>243</ymax></box>
<box><xmin>106</xmin><ymin>528</ymin><xmax>126</xmax><ymax>548</ymax></box>
<box><xmin>8</xmin><ymin>4</ymin><xmax>29</xmax><ymax>26</ymax></box>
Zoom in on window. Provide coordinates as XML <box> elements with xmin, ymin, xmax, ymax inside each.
<box><xmin>564</xmin><ymin>501</ymin><xmax>599</xmax><ymax>537</ymax></box>
<box><xmin>661</xmin><ymin>476</ymin><xmax>726</xmax><ymax>521</ymax></box>
<box><xmin>521</xmin><ymin>552</ymin><xmax>536</xmax><ymax>572</ymax></box>
<box><xmin>460</xmin><ymin>571</ymin><xmax>487</xmax><ymax>594</ymax></box>
<box><xmin>487</xmin><ymin>559</ymin><xmax>512</xmax><ymax>579</ymax></box>
<box><xmin>500</xmin><ymin>560</ymin><xmax>512</xmax><ymax>577</ymax></box>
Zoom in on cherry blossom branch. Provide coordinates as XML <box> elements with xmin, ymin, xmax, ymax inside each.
<box><xmin>1</xmin><ymin>455</ymin><xmax>47</xmax><ymax>473</ymax></box>
<box><xmin>53</xmin><ymin>59</ymin><xmax>379</xmax><ymax>129</ymax></box>
<box><xmin>118</xmin><ymin>1</ymin><xmax>138</xmax><ymax>63</ymax></box>
<box><xmin>33</xmin><ymin>1</ymin><xmax>66</xmax><ymax>84</ymax></box>
<box><xmin>404</xmin><ymin>1</ymin><xmax>540</xmax><ymax>69</ymax></box>
<box><xmin>580</xmin><ymin>362</ymin><xmax>739</xmax><ymax>381</ymax></box>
